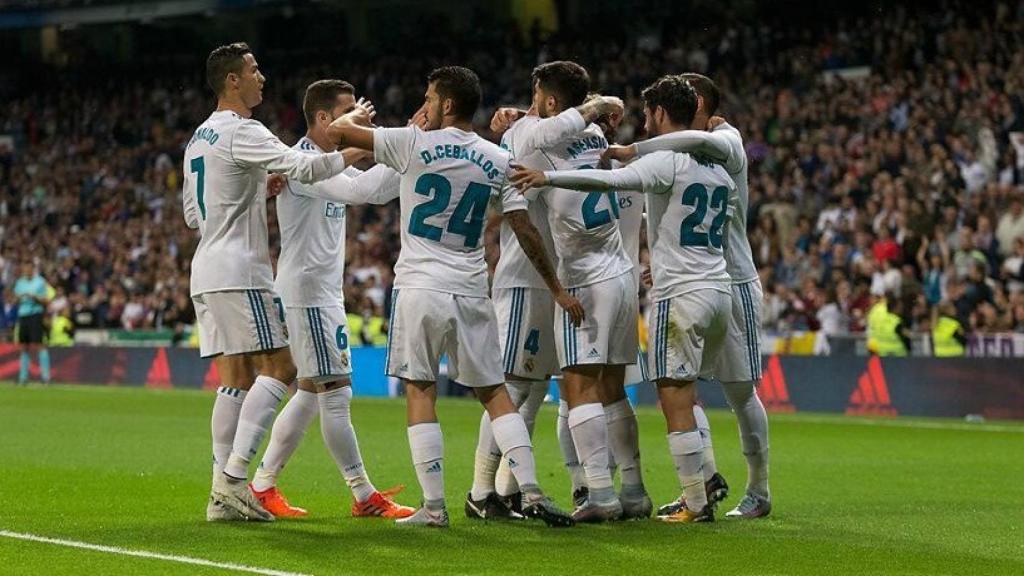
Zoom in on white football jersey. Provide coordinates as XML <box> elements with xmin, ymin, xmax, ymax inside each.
<box><xmin>635</xmin><ymin>123</ymin><xmax>757</xmax><ymax>284</ymax></box>
<box><xmin>545</xmin><ymin>150</ymin><xmax>736</xmax><ymax>301</ymax></box>
<box><xmin>275</xmin><ymin>136</ymin><xmax>400</xmax><ymax>307</ymax></box>
<box><xmin>617</xmin><ymin>189</ymin><xmax>645</xmax><ymax>291</ymax></box>
<box><xmin>492</xmin><ymin>117</ymin><xmax>556</xmax><ymax>290</ymax></box>
<box><xmin>373</xmin><ymin>126</ymin><xmax>526</xmax><ymax>297</ymax></box>
<box><xmin>183</xmin><ymin>110</ymin><xmax>346</xmax><ymax>296</ymax></box>
<box><xmin>510</xmin><ymin>109</ymin><xmax>632</xmax><ymax>289</ymax></box>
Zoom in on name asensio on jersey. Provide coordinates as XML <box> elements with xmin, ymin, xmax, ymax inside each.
<box><xmin>566</xmin><ymin>134</ymin><xmax>607</xmax><ymax>159</ymax></box>
<box><xmin>419</xmin><ymin>144</ymin><xmax>502</xmax><ymax>180</ymax></box>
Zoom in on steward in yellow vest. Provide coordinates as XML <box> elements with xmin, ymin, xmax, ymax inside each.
<box><xmin>932</xmin><ymin>303</ymin><xmax>966</xmax><ymax>357</ymax></box>
<box><xmin>49</xmin><ymin>312</ymin><xmax>75</xmax><ymax>346</ymax></box>
<box><xmin>867</xmin><ymin>295</ymin><xmax>909</xmax><ymax>356</ymax></box>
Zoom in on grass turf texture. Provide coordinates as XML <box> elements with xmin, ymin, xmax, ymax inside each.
<box><xmin>1</xmin><ymin>384</ymin><xmax>1022</xmax><ymax>576</ymax></box>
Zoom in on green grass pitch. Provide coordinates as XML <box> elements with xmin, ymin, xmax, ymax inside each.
<box><xmin>1</xmin><ymin>384</ymin><xmax>1022</xmax><ymax>575</ymax></box>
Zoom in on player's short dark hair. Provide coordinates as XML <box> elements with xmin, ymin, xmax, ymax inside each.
<box><xmin>427</xmin><ymin>66</ymin><xmax>481</xmax><ymax>121</ymax></box>
<box><xmin>680</xmin><ymin>73</ymin><xmax>721</xmax><ymax>116</ymax></box>
<box><xmin>641</xmin><ymin>75</ymin><xmax>698</xmax><ymax>126</ymax></box>
<box><xmin>206</xmin><ymin>42</ymin><xmax>253</xmax><ymax>95</ymax></box>
<box><xmin>532</xmin><ymin>61</ymin><xmax>589</xmax><ymax>108</ymax></box>
<box><xmin>303</xmin><ymin>79</ymin><xmax>355</xmax><ymax>126</ymax></box>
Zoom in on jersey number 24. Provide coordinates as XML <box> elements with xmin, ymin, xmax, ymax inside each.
<box><xmin>408</xmin><ymin>173</ymin><xmax>490</xmax><ymax>248</ymax></box>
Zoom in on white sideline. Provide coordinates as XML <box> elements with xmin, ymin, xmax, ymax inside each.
<box><xmin>0</xmin><ymin>530</ymin><xmax>313</xmax><ymax>576</ymax></box>
<box><xmin>768</xmin><ymin>414</ymin><xmax>1024</xmax><ymax>433</ymax></box>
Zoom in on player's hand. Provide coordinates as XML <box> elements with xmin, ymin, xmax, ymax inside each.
<box><xmin>340</xmin><ymin>98</ymin><xmax>375</xmax><ymax>127</ymax></box>
<box><xmin>641</xmin><ymin>267</ymin><xmax>653</xmax><ymax>289</ymax></box>
<box><xmin>408</xmin><ymin>109</ymin><xmax>429</xmax><ymax>130</ymax></box>
<box><xmin>597</xmin><ymin>95</ymin><xmax>625</xmax><ymax>117</ymax></box>
<box><xmin>490</xmin><ymin>107</ymin><xmax>523</xmax><ymax>134</ymax></box>
<box><xmin>266</xmin><ymin>173</ymin><xmax>287</xmax><ymax>198</ymax></box>
<box><xmin>602</xmin><ymin>144</ymin><xmax>636</xmax><ymax>165</ymax></box>
<box><xmin>707</xmin><ymin>115</ymin><xmax>726</xmax><ymax>130</ymax></box>
<box><xmin>555</xmin><ymin>289</ymin><xmax>585</xmax><ymax>327</ymax></box>
<box><xmin>509</xmin><ymin>165</ymin><xmax>547</xmax><ymax>191</ymax></box>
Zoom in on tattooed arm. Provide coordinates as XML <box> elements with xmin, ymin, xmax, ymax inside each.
<box><xmin>505</xmin><ymin>209</ymin><xmax>584</xmax><ymax>326</ymax></box>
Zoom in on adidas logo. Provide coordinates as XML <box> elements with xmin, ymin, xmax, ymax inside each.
<box><xmin>399</xmin><ymin>363</ymin><xmax>409</xmax><ymax>373</ymax></box>
<box><xmin>425</xmin><ymin>461</ymin><xmax>442</xmax><ymax>474</ymax></box>
<box><xmin>587</xmin><ymin>347</ymin><xmax>600</xmax><ymax>358</ymax></box>
<box><xmin>508</xmin><ymin>457</ymin><xmax>518</xmax><ymax>469</ymax></box>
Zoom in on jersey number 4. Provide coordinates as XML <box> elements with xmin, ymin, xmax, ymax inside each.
<box><xmin>680</xmin><ymin>183</ymin><xmax>729</xmax><ymax>248</ymax></box>
<box><xmin>191</xmin><ymin>156</ymin><xmax>206</xmax><ymax>220</ymax></box>
<box><xmin>409</xmin><ymin>173</ymin><xmax>490</xmax><ymax>248</ymax></box>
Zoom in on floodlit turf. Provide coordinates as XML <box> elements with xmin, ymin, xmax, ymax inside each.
<box><xmin>1</xmin><ymin>384</ymin><xmax>1022</xmax><ymax>576</ymax></box>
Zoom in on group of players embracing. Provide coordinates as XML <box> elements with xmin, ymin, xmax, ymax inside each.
<box><xmin>185</xmin><ymin>41</ymin><xmax>771</xmax><ymax>529</ymax></box>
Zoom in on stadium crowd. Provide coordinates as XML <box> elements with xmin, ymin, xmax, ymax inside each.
<box><xmin>1</xmin><ymin>1</ymin><xmax>1023</xmax><ymax>344</ymax></box>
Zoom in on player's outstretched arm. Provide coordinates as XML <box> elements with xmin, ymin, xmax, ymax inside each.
<box><xmin>619</xmin><ymin>118</ymin><xmax>743</xmax><ymax>173</ymax></box>
<box><xmin>515</xmin><ymin>96</ymin><xmax>623</xmax><ymax>156</ymax></box>
<box><xmin>510</xmin><ymin>163</ymin><xmax>647</xmax><ymax>193</ymax></box>
<box><xmin>506</xmin><ymin>209</ymin><xmax>584</xmax><ymax>326</ymax></box>
<box><xmin>232</xmin><ymin>122</ymin><xmax>346</xmax><ymax>184</ymax></box>
<box><xmin>332</xmin><ymin>165</ymin><xmax>400</xmax><ymax>205</ymax></box>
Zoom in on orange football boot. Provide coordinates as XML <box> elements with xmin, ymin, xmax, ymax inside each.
<box><xmin>352</xmin><ymin>485</ymin><xmax>416</xmax><ymax>519</ymax></box>
<box><xmin>249</xmin><ymin>484</ymin><xmax>308</xmax><ymax>518</ymax></box>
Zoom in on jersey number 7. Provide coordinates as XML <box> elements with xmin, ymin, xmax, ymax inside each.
<box><xmin>191</xmin><ymin>156</ymin><xmax>206</xmax><ymax>220</ymax></box>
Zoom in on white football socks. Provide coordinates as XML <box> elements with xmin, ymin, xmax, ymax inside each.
<box><xmin>470</xmin><ymin>411</ymin><xmax>501</xmax><ymax>501</ymax></box>
<box><xmin>692</xmin><ymin>404</ymin><xmax>717</xmax><ymax>481</ymax></box>
<box><xmin>408</xmin><ymin>422</ymin><xmax>445</xmax><ymax>509</ymax></box>
<box><xmin>490</xmin><ymin>412</ymin><xmax>539</xmax><ymax>492</ymax></box>
<box><xmin>223</xmin><ymin>375</ymin><xmax>288</xmax><ymax>480</ymax></box>
<box><xmin>557</xmin><ymin>399</ymin><xmax>587</xmax><ymax>492</ymax></box>
<box><xmin>605</xmin><ymin>398</ymin><xmax>643</xmax><ymax>489</ymax></box>
<box><xmin>667</xmin><ymin>429</ymin><xmax>706</xmax><ymax>512</ymax></box>
<box><xmin>567</xmin><ymin>402</ymin><xmax>613</xmax><ymax>491</ymax></box>
<box><xmin>495</xmin><ymin>380</ymin><xmax>547</xmax><ymax>497</ymax></box>
<box><xmin>251</xmin><ymin>389</ymin><xmax>317</xmax><ymax>492</ymax></box>
<box><xmin>723</xmin><ymin>380</ymin><xmax>770</xmax><ymax>499</ymax></box>
<box><xmin>211</xmin><ymin>386</ymin><xmax>246</xmax><ymax>482</ymax></box>
<box><xmin>320</xmin><ymin>386</ymin><xmax>376</xmax><ymax>502</ymax></box>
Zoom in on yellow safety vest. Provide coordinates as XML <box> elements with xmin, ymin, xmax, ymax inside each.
<box><xmin>932</xmin><ymin>316</ymin><xmax>965</xmax><ymax>357</ymax></box>
<box><xmin>366</xmin><ymin>316</ymin><xmax>388</xmax><ymax>346</ymax></box>
<box><xmin>865</xmin><ymin>301</ymin><xmax>888</xmax><ymax>354</ymax></box>
<box><xmin>49</xmin><ymin>315</ymin><xmax>74</xmax><ymax>346</ymax></box>
<box><xmin>346</xmin><ymin>313</ymin><xmax>365</xmax><ymax>346</ymax></box>
<box><xmin>872</xmin><ymin>311</ymin><xmax>907</xmax><ymax>356</ymax></box>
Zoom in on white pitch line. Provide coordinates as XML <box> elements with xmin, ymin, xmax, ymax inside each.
<box><xmin>0</xmin><ymin>530</ymin><xmax>313</xmax><ymax>576</ymax></box>
<box><xmin>767</xmin><ymin>414</ymin><xmax>1024</xmax><ymax>433</ymax></box>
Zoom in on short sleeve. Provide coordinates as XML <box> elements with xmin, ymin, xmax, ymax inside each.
<box><xmin>373</xmin><ymin>126</ymin><xmax>418</xmax><ymax>174</ymax></box>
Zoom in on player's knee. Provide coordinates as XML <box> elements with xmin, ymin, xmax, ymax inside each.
<box><xmin>721</xmin><ymin>380</ymin><xmax>755</xmax><ymax>409</ymax></box>
<box><xmin>261</xmin><ymin>350</ymin><xmax>297</xmax><ymax>383</ymax></box>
